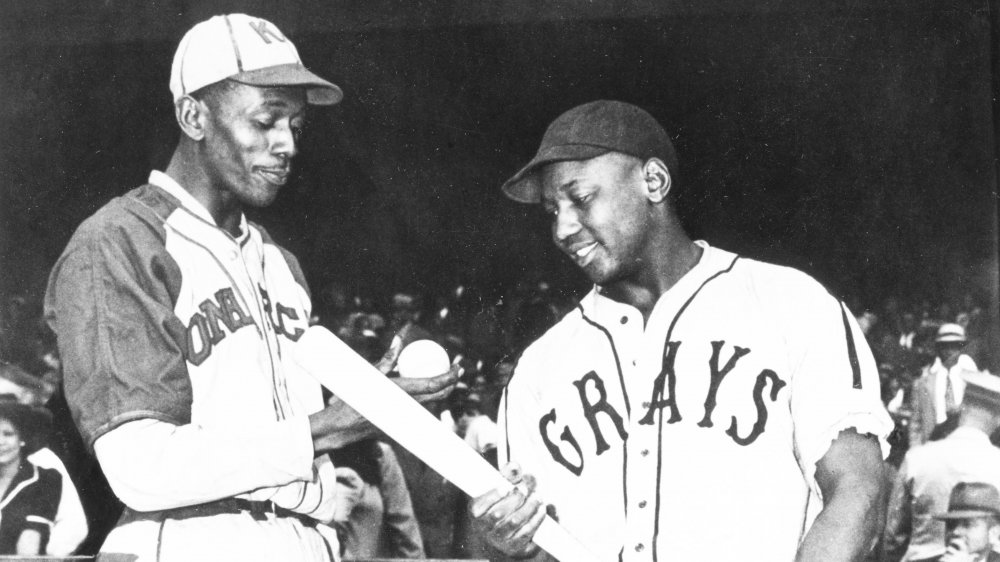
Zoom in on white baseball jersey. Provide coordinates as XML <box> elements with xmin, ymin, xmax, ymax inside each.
<box><xmin>498</xmin><ymin>240</ymin><xmax>892</xmax><ymax>562</ymax></box>
<box><xmin>46</xmin><ymin>171</ymin><xmax>337</xmax><ymax>561</ymax></box>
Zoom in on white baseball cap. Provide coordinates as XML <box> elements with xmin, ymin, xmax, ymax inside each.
<box><xmin>169</xmin><ymin>14</ymin><xmax>342</xmax><ymax>105</ymax></box>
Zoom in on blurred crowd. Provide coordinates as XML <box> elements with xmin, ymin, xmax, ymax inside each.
<box><xmin>3</xmin><ymin>281</ymin><xmax>1000</xmax><ymax>559</ymax></box>
<box><xmin>852</xmin><ymin>292</ymin><xmax>998</xmax><ymax>463</ymax></box>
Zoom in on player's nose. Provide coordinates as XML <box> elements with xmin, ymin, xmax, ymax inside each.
<box><xmin>270</xmin><ymin>122</ymin><xmax>299</xmax><ymax>160</ymax></box>
<box><xmin>552</xmin><ymin>205</ymin><xmax>581</xmax><ymax>243</ymax></box>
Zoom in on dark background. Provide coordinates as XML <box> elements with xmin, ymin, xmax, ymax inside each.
<box><xmin>1</xmin><ymin>0</ymin><xmax>998</xmax><ymax>325</ymax></box>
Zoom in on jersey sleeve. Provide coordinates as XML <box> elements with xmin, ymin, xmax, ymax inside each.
<box><xmin>44</xmin><ymin>206</ymin><xmax>193</xmax><ymax>449</ymax></box>
<box><xmin>93</xmin><ymin>417</ymin><xmax>315</xmax><ymax>512</ymax></box>
<box><xmin>775</xmin><ymin>273</ymin><xmax>892</xmax><ymax>491</ymax></box>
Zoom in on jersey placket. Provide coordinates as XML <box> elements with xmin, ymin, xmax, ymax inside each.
<box><xmin>596</xmin><ymin>300</ymin><xmax>657</xmax><ymax>562</ymax></box>
<box><xmin>192</xmin><ymin>219</ymin><xmax>288</xmax><ymax>421</ymax></box>
<box><xmin>232</xmin><ymin>235</ymin><xmax>292</xmax><ymax>420</ymax></box>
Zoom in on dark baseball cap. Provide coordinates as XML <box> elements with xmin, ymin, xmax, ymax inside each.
<box><xmin>501</xmin><ymin>100</ymin><xmax>679</xmax><ymax>203</ymax></box>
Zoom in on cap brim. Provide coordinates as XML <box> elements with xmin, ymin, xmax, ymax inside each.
<box><xmin>935</xmin><ymin>510</ymin><xmax>999</xmax><ymax>520</ymax></box>
<box><xmin>936</xmin><ymin>337</ymin><xmax>967</xmax><ymax>344</ymax></box>
<box><xmin>501</xmin><ymin>144</ymin><xmax>611</xmax><ymax>203</ymax></box>
<box><xmin>230</xmin><ymin>63</ymin><xmax>343</xmax><ymax>106</ymax></box>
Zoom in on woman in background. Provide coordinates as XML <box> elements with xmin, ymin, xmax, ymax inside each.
<box><xmin>0</xmin><ymin>401</ymin><xmax>61</xmax><ymax>554</ymax></box>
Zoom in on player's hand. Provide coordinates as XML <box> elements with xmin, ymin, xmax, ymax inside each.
<box><xmin>309</xmin><ymin>350</ymin><xmax>459</xmax><ymax>452</ymax></box>
<box><xmin>377</xmin><ymin>326</ymin><xmax>460</xmax><ymax>404</ymax></box>
<box><xmin>391</xmin><ymin>360</ymin><xmax>461</xmax><ymax>404</ymax></box>
<box><xmin>939</xmin><ymin>538</ymin><xmax>976</xmax><ymax>562</ymax></box>
<box><xmin>469</xmin><ymin>462</ymin><xmax>548</xmax><ymax>559</ymax></box>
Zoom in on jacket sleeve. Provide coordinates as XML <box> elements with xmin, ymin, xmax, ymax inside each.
<box><xmin>377</xmin><ymin>443</ymin><xmax>425</xmax><ymax>558</ymax></box>
<box><xmin>26</xmin><ymin>449</ymin><xmax>87</xmax><ymax>555</ymax></box>
<box><xmin>907</xmin><ymin>376</ymin><xmax>927</xmax><ymax>448</ymax></box>
<box><xmin>880</xmin><ymin>458</ymin><xmax>912</xmax><ymax>562</ymax></box>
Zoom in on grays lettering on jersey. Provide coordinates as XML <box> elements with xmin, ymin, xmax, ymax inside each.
<box><xmin>498</xmin><ymin>241</ymin><xmax>892</xmax><ymax>562</ymax></box>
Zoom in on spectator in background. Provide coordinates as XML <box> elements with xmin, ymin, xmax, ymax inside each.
<box><xmin>0</xmin><ymin>362</ymin><xmax>50</xmax><ymax>410</ymax></box>
<box><xmin>0</xmin><ymin>401</ymin><xmax>63</xmax><ymax>554</ymax></box>
<box><xmin>909</xmin><ymin>324</ymin><xmax>981</xmax><ymax>447</ymax></box>
<box><xmin>883</xmin><ymin>371</ymin><xmax>1000</xmax><ymax>561</ymax></box>
<box><xmin>878</xmin><ymin>311</ymin><xmax>923</xmax><ymax>378</ymax></box>
<box><xmin>449</xmin><ymin>393</ymin><xmax>499</xmax><ymax>467</ymax></box>
<box><xmin>929</xmin><ymin>482</ymin><xmax>1000</xmax><ymax>562</ymax></box>
<box><xmin>0</xmin><ymin>394</ymin><xmax>88</xmax><ymax>556</ymax></box>
<box><xmin>338</xmin><ymin>311</ymin><xmax>387</xmax><ymax>364</ymax></box>
<box><xmin>330</xmin><ymin>439</ymin><xmax>424</xmax><ymax>559</ymax></box>
<box><xmin>388</xmin><ymin>292</ymin><xmax>431</xmax><ymax>341</ymax></box>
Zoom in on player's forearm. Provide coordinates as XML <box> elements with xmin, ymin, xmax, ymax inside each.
<box><xmin>95</xmin><ymin>417</ymin><xmax>314</xmax><ymax>512</ymax></box>
<box><xmin>796</xmin><ymin>474</ymin><xmax>886</xmax><ymax>562</ymax></box>
<box><xmin>309</xmin><ymin>397</ymin><xmax>379</xmax><ymax>452</ymax></box>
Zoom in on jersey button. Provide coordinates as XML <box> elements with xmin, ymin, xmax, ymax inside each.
<box><xmin>640</xmin><ymin>449</ymin><xmax>650</xmax><ymax>457</ymax></box>
<box><xmin>638</xmin><ymin>500</ymin><xmax>647</xmax><ymax>508</ymax></box>
<box><xmin>635</xmin><ymin>543</ymin><xmax>645</xmax><ymax>552</ymax></box>
<box><xmin>620</xmin><ymin>316</ymin><xmax>628</xmax><ymax>324</ymax></box>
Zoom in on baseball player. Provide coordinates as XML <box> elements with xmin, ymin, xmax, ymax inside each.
<box><xmin>44</xmin><ymin>14</ymin><xmax>456</xmax><ymax>562</ymax></box>
<box><xmin>470</xmin><ymin>100</ymin><xmax>893</xmax><ymax>561</ymax></box>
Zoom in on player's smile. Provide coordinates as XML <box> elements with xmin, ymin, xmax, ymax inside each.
<box><xmin>568</xmin><ymin>241</ymin><xmax>600</xmax><ymax>267</ymax></box>
<box><xmin>255</xmin><ymin>165</ymin><xmax>290</xmax><ymax>187</ymax></box>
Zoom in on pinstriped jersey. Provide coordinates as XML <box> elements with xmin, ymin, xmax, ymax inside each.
<box><xmin>45</xmin><ymin>172</ymin><xmax>324</xmax><ymax>505</ymax></box>
<box><xmin>498</xmin><ymin>241</ymin><xmax>892</xmax><ymax>562</ymax></box>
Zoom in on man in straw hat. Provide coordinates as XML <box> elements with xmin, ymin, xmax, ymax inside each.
<box><xmin>45</xmin><ymin>13</ymin><xmax>456</xmax><ymax>561</ymax></box>
<box><xmin>909</xmin><ymin>323</ymin><xmax>982</xmax><ymax>447</ymax></box>
<box><xmin>469</xmin><ymin>100</ymin><xmax>892</xmax><ymax>561</ymax></box>
<box><xmin>884</xmin><ymin>371</ymin><xmax>1000</xmax><ymax>561</ymax></box>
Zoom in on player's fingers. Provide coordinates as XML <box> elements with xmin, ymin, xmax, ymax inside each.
<box><xmin>469</xmin><ymin>488</ymin><xmax>506</xmax><ymax>519</ymax></box>
<box><xmin>481</xmin><ymin>489</ymin><xmax>529</xmax><ymax>530</ymax></box>
<box><xmin>376</xmin><ymin>335</ymin><xmax>404</xmax><ymax>374</ymax></box>
<box><xmin>488</xmin><ymin>490</ymin><xmax>540</xmax><ymax>535</ymax></box>
<box><xmin>507</xmin><ymin>498</ymin><xmax>547</xmax><ymax>543</ymax></box>
<box><xmin>500</xmin><ymin>462</ymin><xmax>523</xmax><ymax>484</ymax></box>
<box><xmin>486</xmin><ymin>493</ymin><xmax>544</xmax><ymax>557</ymax></box>
<box><xmin>395</xmin><ymin>365</ymin><xmax>460</xmax><ymax>402</ymax></box>
<box><xmin>498</xmin><ymin>492</ymin><xmax>545</xmax><ymax>538</ymax></box>
<box><xmin>451</xmin><ymin>354</ymin><xmax>466</xmax><ymax>376</ymax></box>
<box><xmin>521</xmin><ymin>473</ymin><xmax>538</xmax><ymax>495</ymax></box>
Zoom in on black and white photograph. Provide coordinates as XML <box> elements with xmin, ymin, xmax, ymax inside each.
<box><xmin>1</xmin><ymin>1</ymin><xmax>1000</xmax><ymax>561</ymax></box>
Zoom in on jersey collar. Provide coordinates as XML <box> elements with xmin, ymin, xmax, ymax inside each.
<box><xmin>148</xmin><ymin>170</ymin><xmax>250</xmax><ymax>240</ymax></box>
<box><xmin>580</xmin><ymin>240</ymin><xmax>738</xmax><ymax>324</ymax></box>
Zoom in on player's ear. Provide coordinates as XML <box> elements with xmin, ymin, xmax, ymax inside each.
<box><xmin>175</xmin><ymin>95</ymin><xmax>208</xmax><ymax>141</ymax></box>
<box><xmin>642</xmin><ymin>158</ymin><xmax>672</xmax><ymax>204</ymax></box>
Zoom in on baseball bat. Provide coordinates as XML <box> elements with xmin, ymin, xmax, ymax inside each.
<box><xmin>293</xmin><ymin>326</ymin><xmax>599</xmax><ymax>562</ymax></box>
